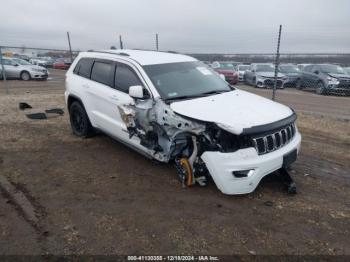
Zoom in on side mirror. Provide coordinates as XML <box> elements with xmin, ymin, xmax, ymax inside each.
<box><xmin>251</xmin><ymin>69</ymin><xmax>255</xmax><ymax>73</ymax></box>
<box><xmin>14</xmin><ymin>63</ymin><xmax>19</xmax><ymax>67</ymax></box>
<box><xmin>129</xmin><ymin>85</ymin><xmax>148</xmax><ymax>99</ymax></box>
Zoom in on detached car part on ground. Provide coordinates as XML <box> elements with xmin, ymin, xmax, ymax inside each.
<box><xmin>244</xmin><ymin>63</ymin><xmax>288</xmax><ymax>89</ymax></box>
<box><xmin>65</xmin><ymin>50</ymin><xmax>301</xmax><ymax>195</ymax></box>
<box><xmin>0</xmin><ymin>57</ymin><xmax>48</xmax><ymax>80</ymax></box>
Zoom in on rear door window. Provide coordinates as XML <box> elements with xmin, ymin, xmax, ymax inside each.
<box><xmin>91</xmin><ymin>60</ymin><xmax>114</xmax><ymax>87</ymax></box>
<box><xmin>75</xmin><ymin>58</ymin><xmax>94</xmax><ymax>78</ymax></box>
<box><xmin>114</xmin><ymin>63</ymin><xmax>143</xmax><ymax>93</ymax></box>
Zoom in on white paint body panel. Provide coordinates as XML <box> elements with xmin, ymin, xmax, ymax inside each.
<box><xmin>170</xmin><ymin>89</ymin><xmax>293</xmax><ymax>134</ymax></box>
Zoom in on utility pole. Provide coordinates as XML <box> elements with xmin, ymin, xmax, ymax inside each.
<box><xmin>67</xmin><ymin>32</ymin><xmax>73</xmax><ymax>63</ymax></box>
<box><xmin>0</xmin><ymin>46</ymin><xmax>9</xmax><ymax>94</ymax></box>
<box><xmin>273</xmin><ymin>25</ymin><xmax>282</xmax><ymax>101</ymax></box>
<box><xmin>119</xmin><ymin>35</ymin><xmax>124</xmax><ymax>49</ymax></box>
<box><xmin>156</xmin><ymin>33</ymin><xmax>159</xmax><ymax>51</ymax></box>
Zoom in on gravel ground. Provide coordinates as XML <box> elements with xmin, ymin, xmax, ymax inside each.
<box><xmin>0</xmin><ymin>70</ymin><xmax>349</xmax><ymax>256</ymax></box>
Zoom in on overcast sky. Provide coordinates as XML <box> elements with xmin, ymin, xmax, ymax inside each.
<box><xmin>1</xmin><ymin>0</ymin><xmax>350</xmax><ymax>53</ymax></box>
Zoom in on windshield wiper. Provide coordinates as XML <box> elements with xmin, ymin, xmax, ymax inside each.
<box><xmin>165</xmin><ymin>94</ymin><xmax>206</xmax><ymax>102</ymax></box>
<box><xmin>199</xmin><ymin>90</ymin><xmax>230</xmax><ymax>96</ymax></box>
<box><xmin>165</xmin><ymin>90</ymin><xmax>231</xmax><ymax>103</ymax></box>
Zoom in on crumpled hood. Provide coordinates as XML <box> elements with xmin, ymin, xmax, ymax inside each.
<box><xmin>256</xmin><ymin>72</ymin><xmax>285</xmax><ymax>78</ymax></box>
<box><xmin>328</xmin><ymin>73</ymin><xmax>350</xmax><ymax>79</ymax></box>
<box><xmin>170</xmin><ymin>89</ymin><xmax>293</xmax><ymax>135</ymax></box>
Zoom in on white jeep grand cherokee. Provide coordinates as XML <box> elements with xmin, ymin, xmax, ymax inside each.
<box><xmin>65</xmin><ymin>49</ymin><xmax>301</xmax><ymax>195</ymax></box>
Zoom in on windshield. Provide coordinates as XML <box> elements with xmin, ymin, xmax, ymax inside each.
<box><xmin>279</xmin><ymin>65</ymin><xmax>300</xmax><ymax>73</ymax></box>
<box><xmin>320</xmin><ymin>65</ymin><xmax>346</xmax><ymax>74</ymax></box>
<box><xmin>237</xmin><ymin>65</ymin><xmax>249</xmax><ymax>71</ymax></box>
<box><xmin>12</xmin><ymin>58</ymin><xmax>31</xmax><ymax>65</ymax></box>
<box><xmin>256</xmin><ymin>64</ymin><xmax>274</xmax><ymax>72</ymax></box>
<box><xmin>143</xmin><ymin>61</ymin><xmax>232</xmax><ymax>101</ymax></box>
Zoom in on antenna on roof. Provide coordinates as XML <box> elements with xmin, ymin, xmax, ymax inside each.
<box><xmin>117</xmin><ymin>52</ymin><xmax>130</xmax><ymax>56</ymax></box>
<box><xmin>119</xmin><ymin>35</ymin><xmax>124</xmax><ymax>49</ymax></box>
<box><xmin>156</xmin><ymin>33</ymin><xmax>159</xmax><ymax>51</ymax></box>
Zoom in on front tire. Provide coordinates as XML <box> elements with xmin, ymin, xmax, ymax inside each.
<box><xmin>20</xmin><ymin>71</ymin><xmax>31</xmax><ymax>81</ymax></box>
<box><xmin>316</xmin><ymin>81</ymin><xmax>326</xmax><ymax>95</ymax></box>
<box><xmin>69</xmin><ymin>101</ymin><xmax>94</xmax><ymax>138</ymax></box>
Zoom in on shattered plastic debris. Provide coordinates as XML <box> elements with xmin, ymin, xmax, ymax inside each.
<box><xmin>45</xmin><ymin>108</ymin><xmax>64</xmax><ymax>115</ymax></box>
<box><xmin>26</xmin><ymin>113</ymin><xmax>47</xmax><ymax>120</ymax></box>
<box><xmin>19</xmin><ymin>102</ymin><xmax>32</xmax><ymax>110</ymax></box>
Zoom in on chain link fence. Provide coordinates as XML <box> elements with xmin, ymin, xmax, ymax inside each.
<box><xmin>1</xmin><ymin>43</ymin><xmax>350</xmax><ymax>97</ymax></box>
<box><xmin>192</xmin><ymin>53</ymin><xmax>350</xmax><ymax>97</ymax></box>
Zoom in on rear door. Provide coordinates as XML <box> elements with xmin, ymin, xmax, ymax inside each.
<box><xmin>301</xmin><ymin>65</ymin><xmax>315</xmax><ymax>88</ymax></box>
<box><xmin>2</xmin><ymin>59</ymin><xmax>18</xmax><ymax>78</ymax></box>
<box><xmin>245</xmin><ymin>64</ymin><xmax>254</xmax><ymax>83</ymax></box>
<box><xmin>84</xmin><ymin>59</ymin><xmax>126</xmax><ymax>138</ymax></box>
<box><xmin>310</xmin><ymin>65</ymin><xmax>322</xmax><ymax>88</ymax></box>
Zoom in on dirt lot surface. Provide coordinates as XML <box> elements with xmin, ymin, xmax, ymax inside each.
<box><xmin>0</xmin><ymin>70</ymin><xmax>349</xmax><ymax>256</ymax></box>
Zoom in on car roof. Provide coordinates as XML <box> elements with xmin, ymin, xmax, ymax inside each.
<box><xmin>82</xmin><ymin>49</ymin><xmax>197</xmax><ymax>66</ymax></box>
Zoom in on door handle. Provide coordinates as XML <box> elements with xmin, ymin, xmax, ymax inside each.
<box><xmin>109</xmin><ymin>95</ymin><xmax>119</xmax><ymax>101</ymax></box>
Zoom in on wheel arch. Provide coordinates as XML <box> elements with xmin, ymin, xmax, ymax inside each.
<box><xmin>67</xmin><ymin>94</ymin><xmax>84</xmax><ymax>110</ymax></box>
<box><xmin>67</xmin><ymin>94</ymin><xmax>96</xmax><ymax>127</ymax></box>
<box><xmin>20</xmin><ymin>70</ymin><xmax>31</xmax><ymax>79</ymax></box>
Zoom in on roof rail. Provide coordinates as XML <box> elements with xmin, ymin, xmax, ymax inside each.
<box><xmin>87</xmin><ymin>50</ymin><xmax>130</xmax><ymax>56</ymax></box>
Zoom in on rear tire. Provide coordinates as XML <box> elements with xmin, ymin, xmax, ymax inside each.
<box><xmin>69</xmin><ymin>101</ymin><xmax>95</xmax><ymax>138</ymax></box>
<box><xmin>316</xmin><ymin>81</ymin><xmax>326</xmax><ymax>95</ymax></box>
<box><xmin>20</xmin><ymin>71</ymin><xmax>31</xmax><ymax>81</ymax></box>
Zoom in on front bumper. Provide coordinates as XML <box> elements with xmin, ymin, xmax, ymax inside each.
<box><xmin>30</xmin><ymin>71</ymin><xmax>49</xmax><ymax>79</ymax></box>
<box><xmin>257</xmin><ymin>78</ymin><xmax>285</xmax><ymax>89</ymax></box>
<box><xmin>201</xmin><ymin>132</ymin><xmax>301</xmax><ymax>195</ymax></box>
<box><xmin>326</xmin><ymin>83</ymin><xmax>350</xmax><ymax>94</ymax></box>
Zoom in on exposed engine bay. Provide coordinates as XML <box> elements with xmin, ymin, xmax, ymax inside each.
<box><xmin>118</xmin><ymin>97</ymin><xmax>253</xmax><ymax>187</ymax></box>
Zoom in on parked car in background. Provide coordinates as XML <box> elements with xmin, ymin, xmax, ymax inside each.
<box><xmin>53</xmin><ymin>60</ymin><xmax>71</xmax><ymax>70</ymax></box>
<box><xmin>299</xmin><ymin>64</ymin><xmax>350</xmax><ymax>95</ymax></box>
<box><xmin>236</xmin><ymin>64</ymin><xmax>250</xmax><ymax>81</ymax></box>
<box><xmin>30</xmin><ymin>57</ymin><xmax>50</xmax><ymax>67</ymax></box>
<box><xmin>13</xmin><ymin>54</ymin><xmax>30</xmax><ymax>61</ymax></box>
<box><xmin>344</xmin><ymin>67</ymin><xmax>350</xmax><ymax>75</ymax></box>
<box><xmin>244</xmin><ymin>63</ymin><xmax>287</xmax><ymax>89</ymax></box>
<box><xmin>41</xmin><ymin>57</ymin><xmax>54</xmax><ymax>68</ymax></box>
<box><xmin>297</xmin><ymin>64</ymin><xmax>311</xmax><ymax>71</ymax></box>
<box><xmin>211</xmin><ymin>61</ymin><xmax>239</xmax><ymax>84</ymax></box>
<box><xmin>0</xmin><ymin>57</ymin><xmax>48</xmax><ymax>80</ymax></box>
<box><xmin>279</xmin><ymin>64</ymin><xmax>301</xmax><ymax>88</ymax></box>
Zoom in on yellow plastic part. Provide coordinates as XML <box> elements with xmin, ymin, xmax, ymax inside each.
<box><xmin>179</xmin><ymin>158</ymin><xmax>193</xmax><ymax>187</ymax></box>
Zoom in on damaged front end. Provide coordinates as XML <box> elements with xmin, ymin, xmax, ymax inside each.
<box><xmin>117</xmin><ymin>97</ymin><xmax>256</xmax><ymax>188</ymax></box>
